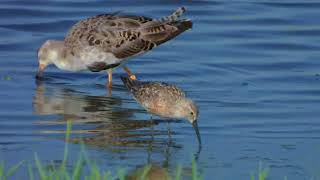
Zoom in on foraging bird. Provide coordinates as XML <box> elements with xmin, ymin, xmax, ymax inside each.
<box><xmin>121</xmin><ymin>76</ymin><xmax>201</xmax><ymax>144</ymax></box>
<box><xmin>36</xmin><ymin>7</ymin><xmax>193</xmax><ymax>88</ymax></box>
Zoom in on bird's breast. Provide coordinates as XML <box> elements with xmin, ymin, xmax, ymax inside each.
<box><xmin>143</xmin><ymin>98</ymin><xmax>174</xmax><ymax>118</ymax></box>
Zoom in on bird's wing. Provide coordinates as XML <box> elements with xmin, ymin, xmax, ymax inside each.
<box><xmin>136</xmin><ymin>82</ymin><xmax>186</xmax><ymax>102</ymax></box>
<box><xmin>64</xmin><ymin>7</ymin><xmax>192</xmax><ymax>60</ymax></box>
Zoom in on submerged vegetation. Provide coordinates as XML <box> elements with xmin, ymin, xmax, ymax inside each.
<box><xmin>0</xmin><ymin>121</ymin><xmax>203</xmax><ymax>180</ymax></box>
<box><xmin>0</xmin><ymin>121</ymin><xmax>269</xmax><ymax>180</ymax></box>
<box><xmin>2</xmin><ymin>75</ymin><xmax>12</xmax><ymax>81</ymax></box>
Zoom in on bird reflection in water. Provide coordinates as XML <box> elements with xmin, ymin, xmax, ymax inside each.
<box><xmin>126</xmin><ymin>164</ymin><xmax>171</xmax><ymax>180</ymax></box>
<box><xmin>33</xmin><ymin>81</ymin><xmax>182</xmax><ymax>152</ymax></box>
<box><xmin>126</xmin><ymin>148</ymin><xmax>197</xmax><ymax>180</ymax></box>
<box><xmin>128</xmin><ymin>162</ymin><xmax>200</xmax><ymax>180</ymax></box>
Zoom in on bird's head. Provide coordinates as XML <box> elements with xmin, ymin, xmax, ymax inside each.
<box><xmin>176</xmin><ymin>98</ymin><xmax>201</xmax><ymax>144</ymax></box>
<box><xmin>36</xmin><ymin>40</ymin><xmax>64</xmax><ymax>78</ymax></box>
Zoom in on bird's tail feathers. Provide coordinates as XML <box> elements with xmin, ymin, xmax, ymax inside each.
<box><xmin>158</xmin><ymin>7</ymin><xmax>186</xmax><ymax>23</ymax></box>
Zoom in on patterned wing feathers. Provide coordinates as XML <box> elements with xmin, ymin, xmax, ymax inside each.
<box><xmin>64</xmin><ymin>7</ymin><xmax>191</xmax><ymax>60</ymax></box>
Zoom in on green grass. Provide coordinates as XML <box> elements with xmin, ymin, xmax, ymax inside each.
<box><xmin>2</xmin><ymin>76</ymin><xmax>12</xmax><ymax>81</ymax></box>
<box><xmin>0</xmin><ymin>121</ymin><xmax>204</xmax><ymax>180</ymax></box>
<box><xmin>250</xmin><ymin>162</ymin><xmax>269</xmax><ymax>180</ymax></box>
<box><xmin>0</xmin><ymin>121</ymin><xmax>271</xmax><ymax>180</ymax></box>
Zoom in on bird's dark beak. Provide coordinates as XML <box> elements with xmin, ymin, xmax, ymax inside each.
<box><xmin>36</xmin><ymin>64</ymin><xmax>45</xmax><ymax>79</ymax></box>
<box><xmin>192</xmin><ymin>120</ymin><xmax>201</xmax><ymax>145</ymax></box>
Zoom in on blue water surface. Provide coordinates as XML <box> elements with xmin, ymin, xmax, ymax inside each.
<box><xmin>0</xmin><ymin>0</ymin><xmax>320</xmax><ymax>179</ymax></box>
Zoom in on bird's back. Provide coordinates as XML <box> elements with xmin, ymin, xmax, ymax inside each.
<box><xmin>64</xmin><ymin>7</ymin><xmax>192</xmax><ymax>70</ymax></box>
<box><xmin>121</xmin><ymin>77</ymin><xmax>186</xmax><ymax>107</ymax></box>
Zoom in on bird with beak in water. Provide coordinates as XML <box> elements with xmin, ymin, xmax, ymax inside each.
<box><xmin>121</xmin><ymin>76</ymin><xmax>201</xmax><ymax>145</ymax></box>
<box><xmin>35</xmin><ymin>7</ymin><xmax>192</xmax><ymax>89</ymax></box>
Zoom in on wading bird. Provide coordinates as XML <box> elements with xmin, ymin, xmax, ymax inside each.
<box><xmin>121</xmin><ymin>76</ymin><xmax>201</xmax><ymax>145</ymax></box>
<box><xmin>36</xmin><ymin>7</ymin><xmax>192</xmax><ymax>88</ymax></box>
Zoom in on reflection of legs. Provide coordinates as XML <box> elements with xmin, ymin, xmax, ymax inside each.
<box><xmin>167</xmin><ymin>121</ymin><xmax>172</xmax><ymax>143</ymax></box>
<box><xmin>150</xmin><ymin>115</ymin><xmax>155</xmax><ymax>147</ymax></box>
<box><xmin>163</xmin><ymin>130</ymin><xmax>170</xmax><ymax>168</ymax></box>
<box><xmin>107</xmin><ymin>69</ymin><xmax>112</xmax><ymax>88</ymax></box>
<box><xmin>151</xmin><ymin>116</ymin><xmax>154</xmax><ymax>142</ymax></box>
<box><xmin>150</xmin><ymin>123</ymin><xmax>155</xmax><ymax>161</ymax></box>
<box><xmin>147</xmin><ymin>116</ymin><xmax>154</xmax><ymax>163</ymax></box>
<box><xmin>151</xmin><ymin>125</ymin><xmax>154</xmax><ymax>141</ymax></box>
<box><xmin>123</xmin><ymin>66</ymin><xmax>137</xmax><ymax>80</ymax></box>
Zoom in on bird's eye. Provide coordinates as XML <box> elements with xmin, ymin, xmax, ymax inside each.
<box><xmin>190</xmin><ymin>112</ymin><xmax>194</xmax><ymax>115</ymax></box>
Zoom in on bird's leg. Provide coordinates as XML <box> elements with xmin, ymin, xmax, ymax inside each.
<box><xmin>123</xmin><ymin>66</ymin><xmax>137</xmax><ymax>80</ymax></box>
<box><xmin>107</xmin><ymin>69</ymin><xmax>112</xmax><ymax>89</ymax></box>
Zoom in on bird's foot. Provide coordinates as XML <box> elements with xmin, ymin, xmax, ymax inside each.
<box><xmin>129</xmin><ymin>74</ymin><xmax>137</xmax><ymax>81</ymax></box>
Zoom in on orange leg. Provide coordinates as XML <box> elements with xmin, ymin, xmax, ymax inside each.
<box><xmin>107</xmin><ymin>69</ymin><xmax>112</xmax><ymax>89</ymax></box>
<box><xmin>123</xmin><ymin>66</ymin><xmax>137</xmax><ymax>80</ymax></box>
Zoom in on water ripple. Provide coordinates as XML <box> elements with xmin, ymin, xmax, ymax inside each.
<box><xmin>0</xmin><ymin>1</ymin><xmax>319</xmax><ymax>180</ymax></box>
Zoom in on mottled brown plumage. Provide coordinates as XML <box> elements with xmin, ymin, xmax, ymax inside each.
<box><xmin>36</xmin><ymin>7</ymin><xmax>193</xmax><ymax>88</ymax></box>
<box><xmin>121</xmin><ymin>76</ymin><xmax>201</xmax><ymax>144</ymax></box>
<box><xmin>64</xmin><ymin>7</ymin><xmax>192</xmax><ymax>60</ymax></box>
<box><xmin>127</xmin><ymin>81</ymin><xmax>186</xmax><ymax>117</ymax></box>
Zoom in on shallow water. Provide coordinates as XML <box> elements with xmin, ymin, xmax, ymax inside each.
<box><xmin>1</xmin><ymin>0</ymin><xmax>320</xmax><ymax>179</ymax></box>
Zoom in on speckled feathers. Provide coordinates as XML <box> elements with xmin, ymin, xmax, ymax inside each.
<box><xmin>64</xmin><ymin>7</ymin><xmax>192</xmax><ymax>64</ymax></box>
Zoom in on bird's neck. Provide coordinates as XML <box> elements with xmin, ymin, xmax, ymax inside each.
<box><xmin>171</xmin><ymin>99</ymin><xmax>188</xmax><ymax>119</ymax></box>
<box><xmin>50</xmin><ymin>46</ymin><xmax>72</xmax><ymax>70</ymax></box>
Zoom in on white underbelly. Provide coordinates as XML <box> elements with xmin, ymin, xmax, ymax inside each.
<box><xmin>81</xmin><ymin>49</ymin><xmax>121</xmax><ymax>66</ymax></box>
<box><xmin>58</xmin><ymin>49</ymin><xmax>122</xmax><ymax>72</ymax></box>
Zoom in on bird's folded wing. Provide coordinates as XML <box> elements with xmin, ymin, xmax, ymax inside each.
<box><xmin>64</xmin><ymin>8</ymin><xmax>191</xmax><ymax>59</ymax></box>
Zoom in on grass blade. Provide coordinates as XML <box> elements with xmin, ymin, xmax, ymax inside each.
<box><xmin>117</xmin><ymin>169</ymin><xmax>125</xmax><ymax>180</ymax></box>
<box><xmin>140</xmin><ymin>165</ymin><xmax>151</xmax><ymax>180</ymax></box>
<box><xmin>103</xmin><ymin>171</ymin><xmax>111</xmax><ymax>180</ymax></box>
<box><xmin>62</xmin><ymin>169</ymin><xmax>71</xmax><ymax>180</ymax></box>
<box><xmin>63</xmin><ymin>121</ymin><xmax>72</xmax><ymax>166</ymax></box>
<box><xmin>192</xmin><ymin>157</ymin><xmax>198</xmax><ymax>180</ymax></box>
<box><xmin>34</xmin><ymin>153</ymin><xmax>46</xmax><ymax>179</ymax></box>
<box><xmin>28</xmin><ymin>164</ymin><xmax>34</xmax><ymax>180</ymax></box>
<box><xmin>72</xmin><ymin>154</ymin><xmax>83</xmax><ymax>180</ymax></box>
<box><xmin>6</xmin><ymin>161</ymin><xmax>24</xmax><ymax>177</ymax></box>
<box><xmin>175</xmin><ymin>165</ymin><xmax>182</xmax><ymax>180</ymax></box>
<box><xmin>0</xmin><ymin>162</ymin><xmax>4</xmax><ymax>180</ymax></box>
<box><xmin>89</xmin><ymin>164</ymin><xmax>100</xmax><ymax>180</ymax></box>
<box><xmin>258</xmin><ymin>162</ymin><xmax>268</xmax><ymax>180</ymax></box>
<box><xmin>250</xmin><ymin>173</ymin><xmax>255</xmax><ymax>180</ymax></box>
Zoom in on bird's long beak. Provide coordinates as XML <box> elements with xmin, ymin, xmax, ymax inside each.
<box><xmin>192</xmin><ymin>120</ymin><xmax>201</xmax><ymax>145</ymax></box>
<box><xmin>36</xmin><ymin>63</ymin><xmax>46</xmax><ymax>79</ymax></box>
